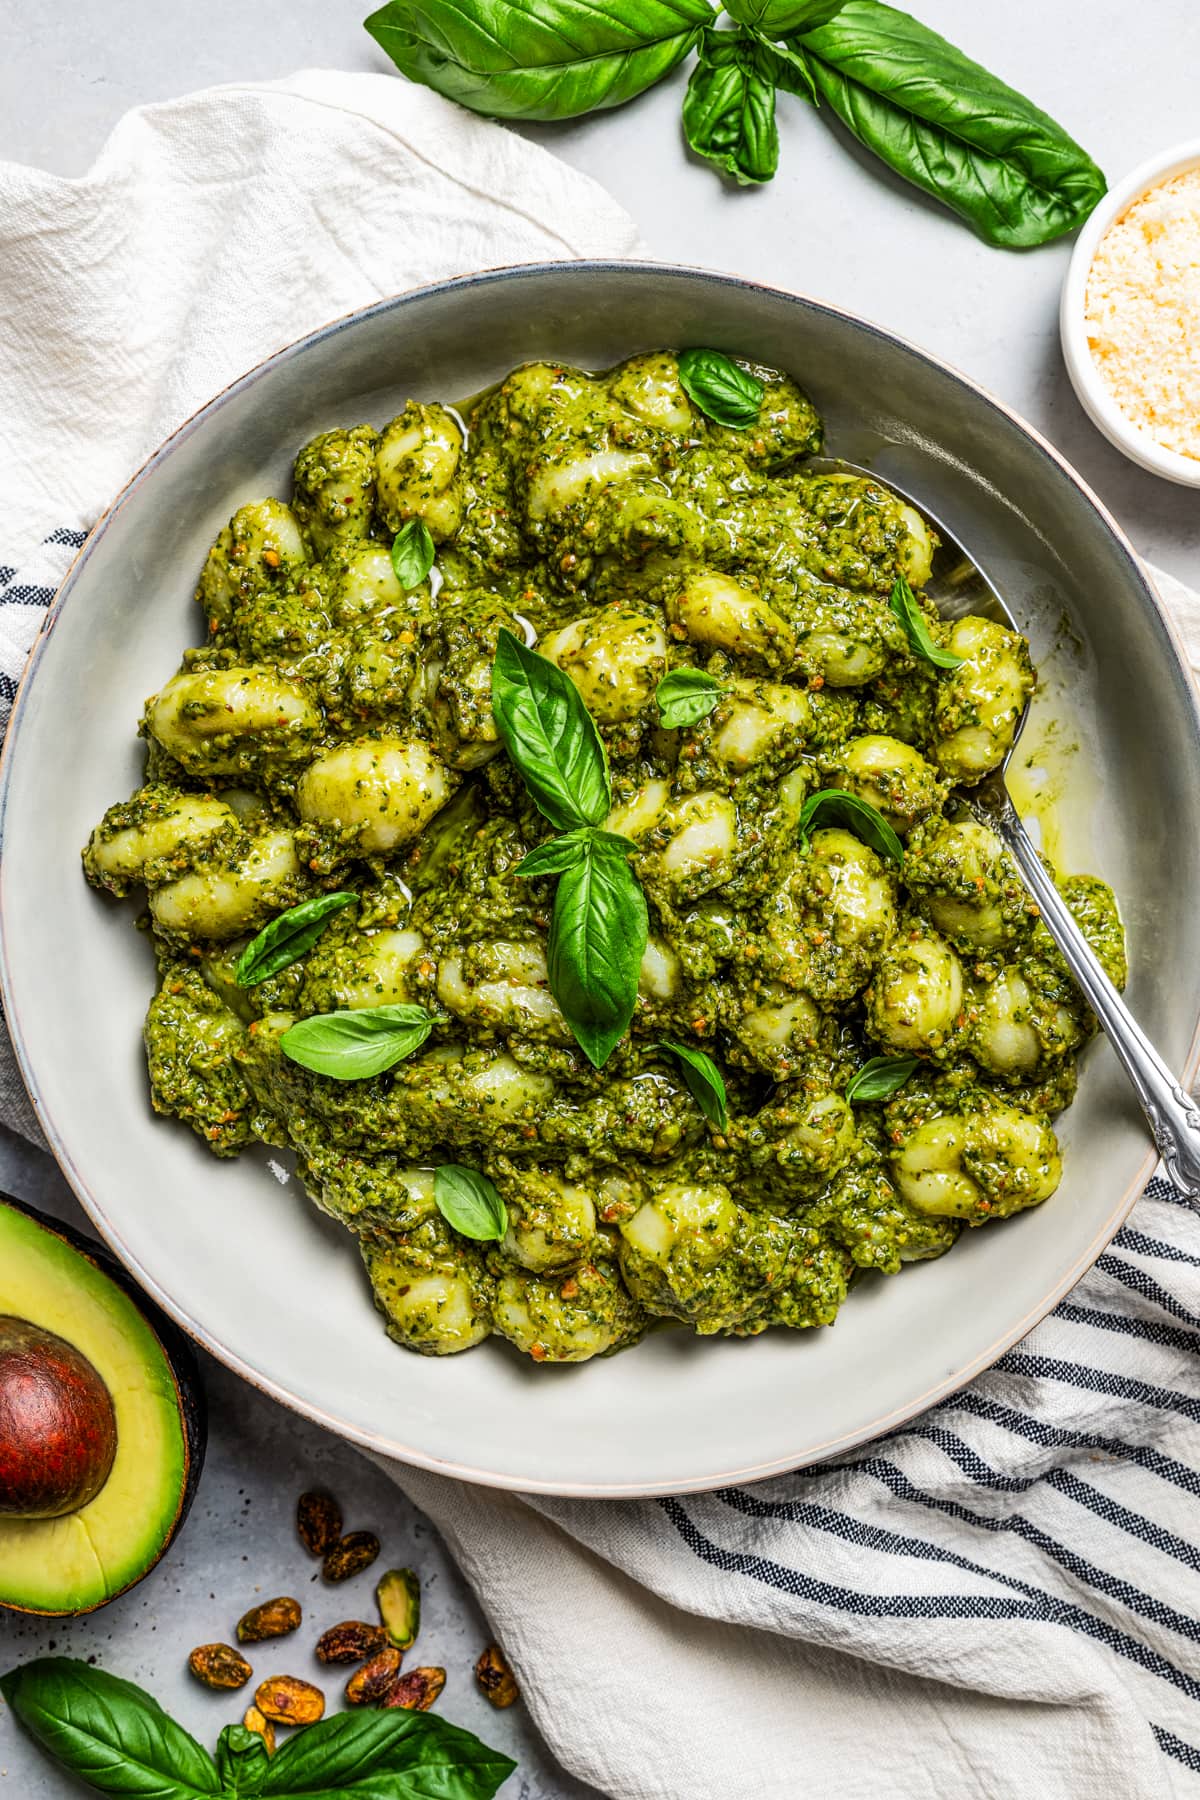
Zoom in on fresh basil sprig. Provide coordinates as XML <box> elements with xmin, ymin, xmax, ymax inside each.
<box><xmin>656</xmin><ymin>1041</ymin><xmax>728</xmax><ymax>1130</ymax></box>
<box><xmin>235</xmin><ymin>892</ymin><xmax>357</xmax><ymax>987</ymax></box>
<box><xmin>888</xmin><ymin>575</ymin><xmax>964</xmax><ymax>671</ymax></box>
<box><xmin>845</xmin><ymin>1053</ymin><xmax>920</xmax><ymax>1101</ymax></box>
<box><xmin>280</xmin><ymin>1004</ymin><xmax>433</xmax><ymax>1079</ymax></box>
<box><xmin>390</xmin><ymin>517</ymin><xmax>436</xmax><ymax>589</ymax></box>
<box><xmin>655</xmin><ymin>667</ymin><xmax>724</xmax><ymax>730</ymax></box>
<box><xmin>435</xmin><ymin>1165</ymin><xmax>508</xmax><ymax>1241</ymax></box>
<box><xmin>365</xmin><ymin>0</ymin><xmax>713</xmax><ymax>120</ymax></box>
<box><xmin>799</xmin><ymin>789</ymin><xmax>903</xmax><ymax>864</ymax></box>
<box><xmin>365</xmin><ymin>0</ymin><xmax>1104</xmax><ymax>247</ymax></box>
<box><xmin>793</xmin><ymin>2</ymin><xmax>1107</xmax><ymax>248</ymax></box>
<box><xmin>491</xmin><ymin>628</ymin><xmax>610</xmax><ymax>832</ymax></box>
<box><xmin>683</xmin><ymin>29</ymin><xmax>779</xmax><ymax>186</ymax></box>
<box><xmin>545</xmin><ymin>831</ymin><xmax>648</xmax><ymax>1069</ymax></box>
<box><xmin>495</xmin><ymin>632</ymin><xmax>647</xmax><ymax>1066</ymax></box>
<box><xmin>0</xmin><ymin>1656</ymin><xmax>516</xmax><ymax>1800</ymax></box>
<box><xmin>677</xmin><ymin>349</ymin><xmax>764</xmax><ymax>428</ymax></box>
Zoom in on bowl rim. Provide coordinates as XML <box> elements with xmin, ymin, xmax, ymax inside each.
<box><xmin>1060</xmin><ymin>136</ymin><xmax>1200</xmax><ymax>488</ymax></box>
<box><xmin>4</xmin><ymin>257</ymin><xmax>1198</xmax><ymax>1497</ymax></box>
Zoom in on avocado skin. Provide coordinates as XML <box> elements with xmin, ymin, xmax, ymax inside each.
<box><xmin>0</xmin><ymin>1193</ymin><xmax>207</xmax><ymax>1613</ymax></box>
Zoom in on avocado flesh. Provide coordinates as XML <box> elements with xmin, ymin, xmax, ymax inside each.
<box><xmin>0</xmin><ymin>1201</ymin><xmax>193</xmax><ymax>1613</ymax></box>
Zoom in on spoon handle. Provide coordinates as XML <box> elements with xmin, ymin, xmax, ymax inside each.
<box><xmin>973</xmin><ymin>781</ymin><xmax>1200</xmax><ymax>1204</ymax></box>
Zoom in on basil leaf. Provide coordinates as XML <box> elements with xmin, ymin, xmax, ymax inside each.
<box><xmin>260</xmin><ymin>1706</ymin><xmax>515</xmax><ymax>1798</ymax></box>
<box><xmin>655</xmin><ymin>667</ymin><xmax>724</xmax><ymax>730</ymax></box>
<box><xmin>235</xmin><ymin>892</ymin><xmax>357</xmax><ymax>987</ymax></box>
<box><xmin>682</xmin><ymin>30</ymin><xmax>779</xmax><ymax>187</ymax></box>
<box><xmin>215</xmin><ymin>1725</ymin><xmax>269</xmax><ymax>1797</ymax></box>
<box><xmin>797</xmin><ymin>1</ymin><xmax>1107</xmax><ymax>249</ymax></box>
<box><xmin>435</xmin><ymin>1165</ymin><xmax>508</xmax><ymax>1241</ymax></box>
<box><xmin>516</xmin><ymin>831</ymin><xmax>592</xmax><ymax>880</ymax></box>
<box><xmin>548</xmin><ymin>832</ymin><xmax>647</xmax><ymax>1069</ymax></box>
<box><xmin>364</xmin><ymin>0</ymin><xmax>713</xmax><ymax>122</ymax></box>
<box><xmin>280</xmin><ymin>1004</ymin><xmax>433</xmax><ymax>1079</ymax></box>
<box><xmin>761</xmin><ymin>35</ymin><xmax>818</xmax><ymax>101</ymax></box>
<box><xmin>726</xmin><ymin>0</ymin><xmax>845</xmax><ymax>31</ymax></box>
<box><xmin>677</xmin><ymin>349</ymin><xmax>764</xmax><ymax>429</ymax></box>
<box><xmin>799</xmin><ymin>788</ymin><xmax>903</xmax><ymax>864</ymax></box>
<box><xmin>390</xmin><ymin>517</ymin><xmax>436</xmax><ymax>589</ymax></box>
<box><xmin>846</xmin><ymin>1053</ymin><xmax>920</xmax><ymax>1101</ymax></box>
<box><xmin>491</xmin><ymin>627</ymin><xmax>610</xmax><ymax>832</ymax></box>
<box><xmin>656</xmin><ymin>1041</ymin><xmax>728</xmax><ymax>1130</ymax></box>
<box><xmin>0</xmin><ymin>1658</ymin><xmax>222</xmax><ymax>1799</ymax></box>
<box><xmin>888</xmin><ymin>575</ymin><xmax>964</xmax><ymax>671</ymax></box>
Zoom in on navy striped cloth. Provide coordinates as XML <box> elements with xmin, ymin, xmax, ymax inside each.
<box><xmin>0</xmin><ymin>530</ymin><xmax>87</xmax><ymax>1141</ymax></box>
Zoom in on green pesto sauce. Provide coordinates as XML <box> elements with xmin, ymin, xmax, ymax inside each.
<box><xmin>85</xmin><ymin>350</ymin><xmax>1125</xmax><ymax>1364</ymax></box>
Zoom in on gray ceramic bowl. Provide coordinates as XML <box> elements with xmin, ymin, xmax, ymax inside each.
<box><xmin>3</xmin><ymin>262</ymin><xmax>1198</xmax><ymax>1497</ymax></box>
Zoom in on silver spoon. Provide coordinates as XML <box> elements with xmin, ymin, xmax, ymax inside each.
<box><xmin>808</xmin><ymin>455</ymin><xmax>1200</xmax><ymax>1202</ymax></box>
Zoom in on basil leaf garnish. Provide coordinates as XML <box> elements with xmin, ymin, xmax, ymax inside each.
<box><xmin>215</xmin><ymin>1724</ymin><xmax>269</xmax><ymax>1796</ymax></box>
<box><xmin>799</xmin><ymin>789</ymin><xmax>903</xmax><ymax>864</ymax></box>
<box><xmin>888</xmin><ymin>576</ymin><xmax>964</xmax><ymax>671</ymax></box>
<box><xmin>548</xmin><ymin>831</ymin><xmax>648</xmax><ymax>1069</ymax></box>
<box><xmin>656</xmin><ymin>668</ymin><xmax>724</xmax><ymax>730</ymax></box>
<box><xmin>846</xmin><ymin>1053</ymin><xmax>920</xmax><ymax>1102</ymax></box>
<box><xmin>365</xmin><ymin>0</ymin><xmax>712</xmax><ymax>121</ymax></box>
<box><xmin>795</xmin><ymin>1</ymin><xmax>1107</xmax><ymax>248</ymax></box>
<box><xmin>262</xmin><ymin>1706</ymin><xmax>516</xmax><ymax>1798</ymax></box>
<box><xmin>280</xmin><ymin>1004</ymin><xmax>432</xmax><ymax>1080</ymax></box>
<box><xmin>434</xmin><ymin>1165</ymin><xmax>508</xmax><ymax>1242</ymax></box>
<box><xmin>0</xmin><ymin>1658</ymin><xmax>222</xmax><ymax>1800</ymax></box>
<box><xmin>656</xmin><ymin>1041</ymin><xmax>728</xmax><ymax>1130</ymax></box>
<box><xmin>390</xmin><ymin>517</ymin><xmax>435</xmax><ymax>589</ymax></box>
<box><xmin>677</xmin><ymin>349</ymin><xmax>764</xmax><ymax>429</ymax></box>
<box><xmin>491</xmin><ymin>627</ymin><xmax>610</xmax><ymax>832</ymax></box>
<box><xmin>235</xmin><ymin>891</ymin><xmax>357</xmax><ymax>987</ymax></box>
<box><xmin>516</xmin><ymin>831</ymin><xmax>592</xmax><ymax>880</ymax></box>
<box><xmin>682</xmin><ymin>30</ymin><xmax>780</xmax><ymax>187</ymax></box>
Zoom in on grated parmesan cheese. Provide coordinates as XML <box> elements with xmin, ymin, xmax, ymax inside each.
<box><xmin>1084</xmin><ymin>164</ymin><xmax>1200</xmax><ymax>462</ymax></box>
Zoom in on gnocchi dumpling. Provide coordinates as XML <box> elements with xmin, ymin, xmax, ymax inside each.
<box><xmin>149</xmin><ymin>825</ymin><xmax>304</xmax><ymax>942</ymax></box>
<box><xmin>144</xmin><ymin>666</ymin><xmax>321</xmax><ymax>780</ymax></box>
<box><xmin>84</xmin><ymin>786</ymin><xmax>242</xmax><ymax>896</ymax></box>
<box><xmin>669</xmin><ymin>572</ymin><xmax>796</xmax><ymax>671</ymax></box>
<box><xmin>540</xmin><ymin>609</ymin><xmax>668</xmax><ymax>723</ymax></box>
<box><xmin>376</xmin><ymin>401</ymin><xmax>464</xmax><ymax>540</ymax></box>
<box><xmin>296</xmin><ymin>737</ymin><xmax>455</xmax><ymax>854</ymax></box>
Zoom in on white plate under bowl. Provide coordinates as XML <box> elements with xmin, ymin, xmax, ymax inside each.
<box><xmin>3</xmin><ymin>262</ymin><xmax>1199</xmax><ymax>1496</ymax></box>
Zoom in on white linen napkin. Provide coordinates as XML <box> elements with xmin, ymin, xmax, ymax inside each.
<box><xmin>3</xmin><ymin>73</ymin><xmax>1200</xmax><ymax>1800</ymax></box>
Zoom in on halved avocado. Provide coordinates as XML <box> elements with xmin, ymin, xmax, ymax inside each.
<box><xmin>0</xmin><ymin>1196</ymin><xmax>205</xmax><ymax>1614</ymax></box>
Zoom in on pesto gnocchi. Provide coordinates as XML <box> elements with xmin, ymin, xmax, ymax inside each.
<box><xmin>85</xmin><ymin>349</ymin><xmax>1124</xmax><ymax>1365</ymax></box>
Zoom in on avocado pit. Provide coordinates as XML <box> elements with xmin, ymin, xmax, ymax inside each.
<box><xmin>0</xmin><ymin>1316</ymin><xmax>117</xmax><ymax>1518</ymax></box>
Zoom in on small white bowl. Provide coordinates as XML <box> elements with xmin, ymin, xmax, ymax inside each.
<box><xmin>1061</xmin><ymin>136</ymin><xmax>1200</xmax><ymax>487</ymax></box>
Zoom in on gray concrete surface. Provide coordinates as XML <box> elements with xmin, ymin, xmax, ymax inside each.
<box><xmin>1</xmin><ymin>2</ymin><xmax>1198</xmax><ymax>1793</ymax></box>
